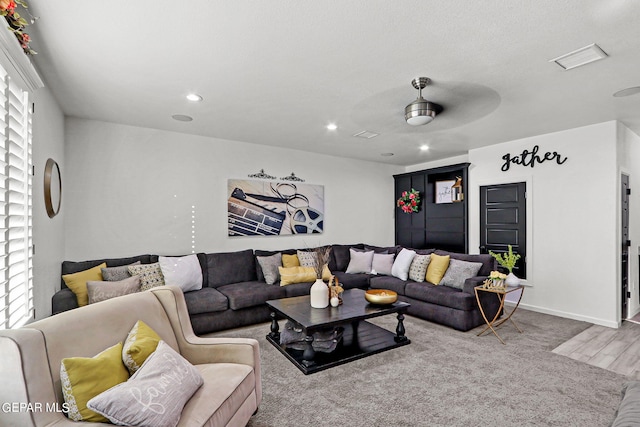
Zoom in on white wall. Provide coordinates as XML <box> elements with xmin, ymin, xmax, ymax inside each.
<box><xmin>32</xmin><ymin>86</ymin><xmax>65</xmax><ymax>320</ymax></box>
<box><xmin>466</xmin><ymin>121</ymin><xmax>619</xmax><ymax>327</ymax></box>
<box><xmin>617</xmin><ymin>122</ymin><xmax>640</xmax><ymax>319</ymax></box>
<box><xmin>63</xmin><ymin>118</ymin><xmax>402</xmax><ymax>260</ymax></box>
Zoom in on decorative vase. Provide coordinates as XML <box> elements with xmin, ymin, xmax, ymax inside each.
<box><xmin>491</xmin><ymin>279</ymin><xmax>505</xmax><ymax>289</ymax></box>
<box><xmin>310</xmin><ymin>278</ymin><xmax>329</xmax><ymax>308</ymax></box>
<box><xmin>505</xmin><ymin>272</ymin><xmax>520</xmax><ymax>286</ymax></box>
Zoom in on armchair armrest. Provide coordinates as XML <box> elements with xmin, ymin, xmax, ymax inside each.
<box><xmin>462</xmin><ymin>276</ymin><xmax>488</xmax><ymax>295</ymax></box>
<box><xmin>51</xmin><ymin>288</ymin><xmax>78</xmax><ymax>315</ymax></box>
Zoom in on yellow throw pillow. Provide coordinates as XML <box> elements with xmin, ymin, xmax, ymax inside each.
<box><xmin>425</xmin><ymin>254</ymin><xmax>450</xmax><ymax>285</ymax></box>
<box><xmin>62</xmin><ymin>263</ymin><xmax>107</xmax><ymax>307</ymax></box>
<box><xmin>282</xmin><ymin>254</ymin><xmax>300</xmax><ymax>268</ymax></box>
<box><xmin>122</xmin><ymin>320</ymin><xmax>161</xmax><ymax>375</ymax></box>
<box><xmin>60</xmin><ymin>342</ymin><xmax>129</xmax><ymax>422</ymax></box>
<box><xmin>279</xmin><ymin>266</ymin><xmax>318</xmax><ymax>286</ymax></box>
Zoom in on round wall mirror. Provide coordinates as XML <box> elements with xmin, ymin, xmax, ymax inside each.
<box><xmin>44</xmin><ymin>158</ymin><xmax>61</xmax><ymax>218</ymax></box>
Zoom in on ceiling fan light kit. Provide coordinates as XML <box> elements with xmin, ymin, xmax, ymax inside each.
<box><xmin>405</xmin><ymin>77</ymin><xmax>442</xmax><ymax>126</ymax></box>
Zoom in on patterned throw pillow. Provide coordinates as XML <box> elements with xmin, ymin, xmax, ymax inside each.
<box><xmin>101</xmin><ymin>261</ymin><xmax>141</xmax><ymax>281</ymax></box>
<box><xmin>86</xmin><ymin>276</ymin><xmax>141</xmax><ymax>304</ymax></box>
<box><xmin>60</xmin><ymin>342</ymin><xmax>129</xmax><ymax>422</ymax></box>
<box><xmin>257</xmin><ymin>253</ymin><xmax>282</xmax><ymax>285</ymax></box>
<box><xmin>122</xmin><ymin>320</ymin><xmax>161</xmax><ymax>375</ymax></box>
<box><xmin>127</xmin><ymin>263</ymin><xmax>165</xmax><ymax>291</ymax></box>
<box><xmin>62</xmin><ymin>263</ymin><xmax>107</xmax><ymax>307</ymax></box>
<box><xmin>88</xmin><ymin>341</ymin><xmax>204</xmax><ymax>427</ymax></box>
<box><xmin>439</xmin><ymin>258</ymin><xmax>483</xmax><ymax>289</ymax></box>
<box><xmin>408</xmin><ymin>254</ymin><xmax>431</xmax><ymax>282</ymax></box>
<box><xmin>296</xmin><ymin>250</ymin><xmax>332</xmax><ymax>279</ymax></box>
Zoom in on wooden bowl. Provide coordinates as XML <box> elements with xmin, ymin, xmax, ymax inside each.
<box><xmin>365</xmin><ymin>289</ymin><xmax>398</xmax><ymax>305</ymax></box>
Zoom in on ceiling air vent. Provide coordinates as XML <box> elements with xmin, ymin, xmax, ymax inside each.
<box><xmin>353</xmin><ymin>130</ymin><xmax>379</xmax><ymax>139</ymax></box>
<box><xmin>549</xmin><ymin>43</ymin><xmax>608</xmax><ymax>70</ymax></box>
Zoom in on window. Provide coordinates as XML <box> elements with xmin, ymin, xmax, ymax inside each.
<box><xmin>0</xmin><ymin>64</ymin><xmax>33</xmax><ymax>329</ymax></box>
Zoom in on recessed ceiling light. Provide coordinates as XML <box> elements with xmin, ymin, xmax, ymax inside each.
<box><xmin>172</xmin><ymin>114</ymin><xmax>193</xmax><ymax>122</ymax></box>
<box><xmin>186</xmin><ymin>93</ymin><xmax>203</xmax><ymax>102</ymax></box>
<box><xmin>326</xmin><ymin>123</ymin><xmax>337</xmax><ymax>130</ymax></box>
<box><xmin>549</xmin><ymin>43</ymin><xmax>608</xmax><ymax>70</ymax></box>
<box><xmin>380</xmin><ymin>152</ymin><xmax>394</xmax><ymax>157</ymax></box>
<box><xmin>613</xmin><ymin>87</ymin><xmax>640</xmax><ymax>97</ymax></box>
<box><xmin>420</xmin><ymin>145</ymin><xmax>430</xmax><ymax>151</ymax></box>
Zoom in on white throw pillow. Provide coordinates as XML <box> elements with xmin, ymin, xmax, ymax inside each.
<box><xmin>87</xmin><ymin>340</ymin><xmax>203</xmax><ymax>427</ymax></box>
<box><xmin>345</xmin><ymin>249</ymin><xmax>374</xmax><ymax>274</ymax></box>
<box><xmin>159</xmin><ymin>254</ymin><xmax>203</xmax><ymax>292</ymax></box>
<box><xmin>391</xmin><ymin>248</ymin><xmax>417</xmax><ymax>281</ymax></box>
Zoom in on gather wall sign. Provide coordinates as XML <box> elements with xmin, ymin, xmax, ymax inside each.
<box><xmin>500</xmin><ymin>145</ymin><xmax>568</xmax><ymax>172</ymax></box>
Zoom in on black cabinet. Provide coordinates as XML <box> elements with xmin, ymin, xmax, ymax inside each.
<box><xmin>394</xmin><ymin>163</ymin><xmax>469</xmax><ymax>253</ymax></box>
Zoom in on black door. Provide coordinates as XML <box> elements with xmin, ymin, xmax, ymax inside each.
<box><xmin>621</xmin><ymin>174</ymin><xmax>630</xmax><ymax>320</ymax></box>
<box><xmin>480</xmin><ymin>182</ymin><xmax>527</xmax><ymax>278</ymax></box>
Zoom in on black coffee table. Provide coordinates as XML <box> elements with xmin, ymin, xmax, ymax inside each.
<box><xmin>265</xmin><ymin>288</ymin><xmax>410</xmax><ymax>374</ymax></box>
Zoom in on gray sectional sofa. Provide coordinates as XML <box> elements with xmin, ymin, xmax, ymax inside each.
<box><xmin>53</xmin><ymin>244</ymin><xmax>501</xmax><ymax>334</ymax></box>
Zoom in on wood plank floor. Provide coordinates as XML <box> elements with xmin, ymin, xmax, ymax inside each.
<box><xmin>553</xmin><ymin>321</ymin><xmax>640</xmax><ymax>379</ymax></box>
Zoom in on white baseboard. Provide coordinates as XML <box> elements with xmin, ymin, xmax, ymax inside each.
<box><xmin>505</xmin><ymin>301</ymin><xmax>621</xmax><ymax>329</ymax></box>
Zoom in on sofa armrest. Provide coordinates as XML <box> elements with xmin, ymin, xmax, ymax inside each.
<box><xmin>150</xmin><ymin>286</ymin><xmax>262</xmax><ymax>405</ymax></box>
<box><xmin>51</xmin><ymin>288</ymin><xmax>78</xmax><ymax>315</ymax></box>
<box><xmin>462</xmin><ymin>276</ymin><xmax>488</xmax><ymax>295</ymax></box>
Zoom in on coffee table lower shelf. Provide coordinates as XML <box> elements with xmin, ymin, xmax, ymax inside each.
<box><xmin>266</xmin><ymin>320</ymin><xmax>410</xmax><ymax>375</ymax></box>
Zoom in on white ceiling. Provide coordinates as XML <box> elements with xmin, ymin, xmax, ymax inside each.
<box><xmin>26</xmin><ymin>1</ymin><xmax>640</xmax><ymax>166</ymax></box>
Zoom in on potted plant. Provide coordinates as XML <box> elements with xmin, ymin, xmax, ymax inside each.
<box><xmin>489</xmin><ymin>245</ymin><xmax>522</xmax><ymax>286</ymax></box>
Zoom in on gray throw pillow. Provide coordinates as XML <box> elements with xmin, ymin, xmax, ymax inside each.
<box><xmin>439</xmin><ymin>258</ymin><xmax>483</xmax><ymax>289</ymax></box>
<box><xmin>257</xmin><ymin>253</ymin><xmax>282</xmax><ymax>285</ymax></box>
<box><xmin>345</xmin><ymin>249</ymin><xmax>374</xmax><ymax>274</ymax></box>
<box><xmin>87</xmin><ymin>340</ymin><xmax>204</xmax><ymax>427</ymax></box>
<box><xmin>408</xmin><ymin>254</ymin><xmax>431</xmax><ymax>282</ymax></box>
<box><xmin>86</xmin><ymin>276</ymin><xmax>141</xmax><ymax>304</ymax></box>
<box><xmin>371</xmin><ymin>253</ymin><xmax>394</xmax><ymax>276</ymax></box>
<box><xmin>101</xmin><ymin>261</ymin><xmax>141</xmax><ymax>281</ymax></box>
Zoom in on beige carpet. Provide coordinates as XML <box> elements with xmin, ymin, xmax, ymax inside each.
<box><xmin>211</xmin><ymin>309</ymin><xmax>627</xmax><ymax>427</ymax></box>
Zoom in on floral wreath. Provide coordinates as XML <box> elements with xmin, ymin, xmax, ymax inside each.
<box><xmin>397</xmin><ymin>188</ymin><xmax>420</xmax><ymax>213</ymax></box>
<box><xmin>1</xmin><ymin>0</ymin><xmax>36</xmax><ymax>55</ymax></box>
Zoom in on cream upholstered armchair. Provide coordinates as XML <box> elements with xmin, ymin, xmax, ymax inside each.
<box><xmin>0</xmin><ymin>286</ymin><xmax>261</xmax><ymax>427</ymax></box>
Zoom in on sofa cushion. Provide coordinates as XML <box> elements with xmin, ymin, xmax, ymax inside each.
<box><xmin>328</xmin><ymin>243</ymin><xmax>364</xmax><ymax>272</ymax></box>
<box><xmin>435</xmin><ymin>250</ymin><xmax>495</xmax><ymax>277</ymax></box>
<box><xmin>62</xmin><ymin>263</ymin><xmax>107</xmax><ymax>307</ymax></box>
<box><xmin>282</xmin><ymin>281</ymin><xmax>314</xmax><ymax>297</ymax></box>
<box><xmin>408</xmin><ymin>254</ymin><xmax>431</xmax><ymax>282</ymax></box>
<box><xmin>256</xmin><ymin>253</ymin><xmax>282</xmax><ymax>285</ymax></box>
<box><xmin>439</xmin><ymin>258</ymin><xmax>483</xmax><ymax>290</ymax></box>
<box><xmin>183</xmin><ymin>287</ymin><xmax>229</xmax><ymax>315</ymax></box>
<box><xmin>612</xmin><ymin>381</ymin><xmax>640</xmax><ymax>427</ymax></box>
<box><xmin>364</xmin><ymin>244</ymin><xmax>400</xmax><ymax>255</ymax></box>
<box><xmin>405</xmin><ymin>281</ymin><xmax>477</xmax><ymax>311</ymax></box>
<box><xmin>425</xmin><ymin>254</ymin><xmax>450</xmax><ymax>285</ymax></box>
<box><xmin>87</xmin><ymin>276</ymin><xmax>141</xmax><ymax>304</ymax></box>
<box><xmin>255</xmin><ymin>249</ymin><xmax>296</xmax><ymax>281</ymax></box>
<box><xmin>206</xmin><ymin>249</ymin><xmax>257</xmax><ymax>287</ymax></box>
<box><xmin>217</xmin><ymin>281</ymin><xmax>286</xmax><ymax>310</ymax></box>
<box><xmin>372</xmin><ymin>253</ymin><xmax>395</xmax><ymax>276</ymax></box>
<box><xmin>332</xmin><ymin>271</ymin><xmax>370</xmax><ymax>290</ymax></box>
<box><xmin>346</xmin><ymin>249</ymin><xmax>374</xmax><ymax>274</ymax></box>
<box><xmin>128</xmin><ymin>263</ymin><xmax>166</xmax><ymax>291</ymax></box>
<box><xmin>181</xmin><ymin>363</ymin><xmax>256</xmax><ymax>427</ymax></box>
<box><xmin>159</xmin><ymin>254</ymin><xmax>203</xmax><ymax>292</ymax></box>
<box><xmin>391</xmin><ymin>248</ymin><xmax>416</xmax><ymax>281</ymax></box>
<box><xmin>87</xmin><ymin>341</ymin><xmax>203</xmax><ymax>427</ymax></box>
<box><xmin>101</xmin><ymin>261</ymin><xmax>140</xmax><ymax>281</ymax></box>
<box><xmin>369</xmin><ymin>275</ymin><xmax>408</xmax><ymax>295</ymax></box>
<box><xmin>60</xmin><ymin>342</ymin><xmax>130</xmax><ymax>423</ymax></box>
